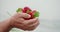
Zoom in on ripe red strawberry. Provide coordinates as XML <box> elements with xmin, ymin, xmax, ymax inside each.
<box><xmin>28</xmin><ymin>11</ymin><xmax>34</xmax><ymax>18</ymax></box>
<box><xmin>23</xmin><ymin>7</ymin><xmax>31</xmax><ymax>13</ymax></box>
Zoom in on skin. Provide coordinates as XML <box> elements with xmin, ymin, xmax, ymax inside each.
<box><xmin>0</xmin><ymin>12</ymin><xmax>39</xmax><ymax>32</ymax></box>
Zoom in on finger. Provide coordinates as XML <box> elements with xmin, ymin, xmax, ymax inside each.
<box><xmin>28</xmin><ymin>20</ymin><xmax>39</xmax><ymax>27</ymax></box>
<box><xmin>14</xmin><ymin>23</ymin><xmax>24</xmax><ymax>29</ymax></box>
<box><xmin>15</xmin><ymin>18</ymin><xmax>25</xmax><ymax>24</ymax></box>
<box><xmin>14</xmin><ymin>23</ymin><xmax>27</xmax><ymax>30</ymax></box>
<box><xmin>23</xmin><ymin>17</ymin><xmax>38</xmax><ymax>25</ymax></box>
<box><xmin>26</xmin><ymin>20</ymin><xmax>39</xmax><ymax>31</ymax></box>
<box><xmin>17</xmin><ymin>12</ymin><xmax>31</xmax><ymax>18</ymax></box>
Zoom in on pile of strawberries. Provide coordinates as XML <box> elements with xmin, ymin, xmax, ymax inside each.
<box><xmin>16</xmin><ymin>7</ymin><xmax>39</xmax><ymax>20</ymax></box>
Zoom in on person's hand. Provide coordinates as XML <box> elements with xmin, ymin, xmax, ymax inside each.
<box><xmin>10</xmin><ymin>12</ymin><xmax>39</xmax><ymax>31</ymax></box>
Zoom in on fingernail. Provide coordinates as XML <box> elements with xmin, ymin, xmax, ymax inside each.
<box><xmin>26</xmin><ymin>14</ymin><xmax>31</xmax><ymax>18</ymax></box>
<box><xmin>28</xmin><ymin>15</ymin><xmax>31</xmax><ymax>18</ymax></box>
<box><xmin>24</xmin><ymin>14</ymin><xmax>31</xmax><ymax>18</ymax></box>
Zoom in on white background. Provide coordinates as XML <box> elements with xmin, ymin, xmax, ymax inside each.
<box><xmin>0</xmin><ymin>0</ymin><xmax>60</xmax><ymax>32</ymax></box>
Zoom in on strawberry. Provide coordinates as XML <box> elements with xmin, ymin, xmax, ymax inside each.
<box><xmin>28</xmin><ymin>11</ymin><xmax>34</xmax><ymax>19</ymax></box>
<box><xmin>29</xmin><ymin>10</ymin><xmax>39</xmax><ymax>19</ymax></box>
<box><xmin>23</xmin><ymin>7</ymin><xmax>31</xmax><ymax>13</ymax></box>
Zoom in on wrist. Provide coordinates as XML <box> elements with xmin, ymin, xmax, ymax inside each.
<box><xmin>9</xmin><ymin>17</ymin><xmax>16</xmax><ymax>27</ymax></box>
<box><xmin>0</xmin><ymin>18</ymin><xmax>13</xmax><ymax>32</ymax></box>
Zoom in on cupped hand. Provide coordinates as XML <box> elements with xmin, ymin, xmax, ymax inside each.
<box><xmin>10</xmin><ymin>12</ymin><xmax>39</xmax><ymax>31</ymax></box>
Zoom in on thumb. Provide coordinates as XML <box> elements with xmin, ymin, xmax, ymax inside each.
<box><xmin>17</xmin><ymin>12</ymin><xmax>31</xmax><ymax>18</ymax></box>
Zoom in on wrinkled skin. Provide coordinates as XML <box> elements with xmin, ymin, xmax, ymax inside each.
<box><xmin>0</xmin><ymin>12</ymin><xmax>39</xmax><ymax>32</ymax></box>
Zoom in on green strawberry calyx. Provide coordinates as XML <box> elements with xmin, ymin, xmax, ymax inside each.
<box><xmin>34</xmin><ymin>11</ymin><xmax>39</xmax><ymax>17</ymax></box>
<box><xmin>16</xmin><ymin>8</ymin><xmax>22</xmax><ymax>13</ymax></box>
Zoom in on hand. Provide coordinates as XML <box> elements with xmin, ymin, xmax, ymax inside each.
<box><xmin>10</xmin><ymin>12</ymin><xmax>39</xmax><ymax>31</ymax></box>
